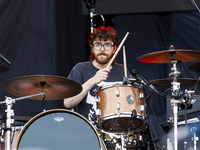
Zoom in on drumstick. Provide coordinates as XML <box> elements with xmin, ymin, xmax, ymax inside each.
<box><xmin>106</xmin><ymin>32</ymin><xmax>129</xmax><ymax>69</ymax></box>
<box><xmin>123</xmin><ymin>46</ymin><xmax>127</xmax><ymax>77</ymax></box>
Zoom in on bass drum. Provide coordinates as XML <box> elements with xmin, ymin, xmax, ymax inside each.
<box><xmin>15</xmin><ymin>109</ymin><xmax>104</xmax><ymax>150</ymax></box>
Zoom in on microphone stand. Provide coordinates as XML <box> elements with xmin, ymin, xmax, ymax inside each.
<box><xmin>84</xmin><ymin>0</ymin><xmax>97</xmax><ymax>33</ymax></box>
<box><xmin>84</xmin><ymin>0</ymin><xmax>105</xmax><ymax>34</ymax></box>
<box><xmin>0</xmin><ymin>91</ymin><xmax>46</xmax><ymax>150</ymax></box>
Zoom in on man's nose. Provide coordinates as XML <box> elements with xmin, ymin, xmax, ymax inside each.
<box><xmin>100</xmin><ymin>44</ymin><xmax>105</xmax><ymax>51</ymax></box>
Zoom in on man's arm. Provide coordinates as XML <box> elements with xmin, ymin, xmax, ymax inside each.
<box><xmin>64</xmin><ymin>68</ymin><xmax>110</xmax><ymax>108</ymax></box>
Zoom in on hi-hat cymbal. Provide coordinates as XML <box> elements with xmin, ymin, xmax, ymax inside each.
<box><xmin>137</xmin><ymin>49</ymin><xmax>200</xmax><ymax>63</ymax></box>
<box><xmin>4</xmin><ymin>75</ymin><xmax>82</xmax><ymax>100</ymax></box>
<box><xmin>149</xmin><ymin>78</ymin><xmax>197</xmax><ymax>88</ymax></box>
<box><xmin>0</xmin><ymin>64</ymin><xmax>9</xmax><ymax>73</ymax></box>
<box><xmin>188</xmin><ymin>61</ymin><xmax>200</xmax><ymax>72</ymax></box>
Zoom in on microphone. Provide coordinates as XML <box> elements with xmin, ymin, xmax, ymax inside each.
<box><xmin>132</xmin><ymin>69</ymin><xmax>159</xmax><ymax>93</ymax></box>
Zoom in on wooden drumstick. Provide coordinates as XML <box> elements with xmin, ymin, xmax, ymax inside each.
<box><xmin>123</xmin><ymin>46</ymin><xmax>127</xmax><ymax>77</ymax></box>
<box><xmin>106</xmin><ymin>32</ymin><xmax>129</xmax><ymax>69</ymax></box>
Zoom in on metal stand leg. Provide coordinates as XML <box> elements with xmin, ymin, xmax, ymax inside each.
<box><xmin>167</xmin><ymin>138</ymin><xmax>173</xmax><ymax>150</ymax></box>
<box><xmin>114</xmin><ymin>135</ymin><xmax>126</xmax><ymax>150</ymax></box>
<box><xmin>191</xmin><ymin>127</ymin><xmax>199</xmax><ymax>150</ymax></box>
<box><xmin>120</xmin><ymin>135</ymin><xmax>126</xmax><ymax>150</ymax></box>
<box><xmin>169</xmin><ymin>59</ymin><xmax>181</xmax><ymax>150</ymax></box>
<box><xmin>4</xmin><ymin>96</ymin><xmax>15</xmax><ymax>150</ymax></box>
<box><xmin>172</xmin><ymin>102</ymin><xmax>178</xmax><ymax>150</ymax></box>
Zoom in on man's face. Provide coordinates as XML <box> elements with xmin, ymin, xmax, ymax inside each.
<box><xmin>92</xmin><ymin>39</ymin><xmax>116</xmax><ymax>64</ymax></box>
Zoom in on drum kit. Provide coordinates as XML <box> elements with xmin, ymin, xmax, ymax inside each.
<box><xmin>137</xmin><ymin>48</ymin><xmax>200</xmax><ymax>150</ymax></box>
<box><xmin>0</xmin><ymin>48</ymin><xmax>200</xmax><ymax>150</ymax></box>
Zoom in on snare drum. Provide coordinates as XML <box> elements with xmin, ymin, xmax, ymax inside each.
<box><xmin>15</xmin><ymin>109</ymin><xmax>103</xmax><ymax>150</ymax></box>
<box><xmin>96</xmin><ymin>82</ymin><xmax>146</xmax><ymax>133</ymax></box>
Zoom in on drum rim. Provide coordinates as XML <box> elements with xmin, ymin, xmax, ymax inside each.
<box><xmin>15</xmin><ymin>109</ymin><xmax>102</xmax><ymax>149</ymax></box>
<box><xmin>96</xmin><ymin>81</ymin><xmax>145</xmax><ymax>93</ymax></box>
<box><xmin>97</xmin><ymin>113</ymin><xmax>147</xmax><ymax>134</ymax></box>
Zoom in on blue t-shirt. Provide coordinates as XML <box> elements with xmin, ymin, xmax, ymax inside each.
<box><xmin>68</xmin><ymin>61</ymin><xmax>130</xmax><ymax>121</ymax></box>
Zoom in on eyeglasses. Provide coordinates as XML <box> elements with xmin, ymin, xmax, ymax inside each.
<box><xmin>92</xmin><ymin>42</ymin><xmax>115</xmax><ymax>51</ymax></box>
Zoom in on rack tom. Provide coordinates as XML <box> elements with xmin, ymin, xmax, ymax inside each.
<box><xmin>96</xmin><ymin>82</ymin><xmax>146</xmax><ymax>133</ymax></box>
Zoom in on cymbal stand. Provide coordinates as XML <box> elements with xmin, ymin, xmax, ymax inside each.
<box><xmin>0</xmin><ymin>91</ymin><xmax>46</xmax><ymax>150</ymax></box>
<box><xmin>191</xmin><ymin>127</ymin><xmax>199</xmax><ymax>150</ymax></box>
<box><xmin>169</xmin><ymin>59</ymin><xmax>181</xmax><ymax>150</ymax></box>
<box><xmin>120</xmin><ymin>135</ymin><xmax>126</xmax><ymax>150</ymax></box>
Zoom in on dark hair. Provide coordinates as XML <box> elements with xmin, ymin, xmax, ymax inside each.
<box><xmin>88</xmin><ymin>26</ymin><xmax>119</xmax><ymax>61</ymax></box>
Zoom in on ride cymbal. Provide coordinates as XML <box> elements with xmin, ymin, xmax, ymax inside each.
<box><xmin>4</xmin><ymin>75</ymin><xmax>82</xmax><ymax>100</ymax></box>
<box><xmin>149</xmin><ymin>78</ymin><xmax>197</xmax><ymax>88</ymax></box>
<box><xmin>137</xmin><ymin>49</ymin><xmax>200</xmax><ymax>63</ymax></box>
<box><xmin>188</xmin><ymin>61</ymin><xmax>200</xmax><ymax>72</ymax></box>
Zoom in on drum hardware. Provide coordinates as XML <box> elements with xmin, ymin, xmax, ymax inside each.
<box><xmin>131</xmin><ymin>69</ymin><xmax>160</xmax><ymax>95</ymax></box>
<box><xmin>100</xmin><ymin>132</ymin><xmax>129</xmax><ymax>150</ymax></box>
<box><xmin>131</xmin><ymin>110</ymin><xmax>137</xmax><ymax>122</ymax></box>
<box><xmin>0</xmin><ymin>123</ymin><xmax>5</xmax><ymax>149</ymax></box>
<box><xmin>0</xmin><ymin>91</ymin><xmax>46</xmax><ymax>150</ymax></box>
<box><xmin>191</xmin><ymin>127</ymin><xmax>199</xmax><ymax>150</ymax></box>
<box><xmin>123</xmin><ymin>77</ymin><xmax>129</xmax><ymax>85</ymax></box>
<box><xmin>183</xmin><ymin>140</ymin><xmax>187</xmax><ymax>150</ymax></box>
<box><xmin>116</xmin><ymin>88</ymin><xmax>120</xmax><ymax>97</ymax></box>
<box><xmin>168</xmin><ymin>59</ymin><xmax>189</xmax><ymax>150</ymax></box>
<box><xmin>169</xmin><ymin>60</ymin><xmax>198</xmax><ymax>150</ymax></box>
<box><xmin>99</xmin><ymin>119</ymin><xmax>160</xmax><ymax>150</ymax></box>
<box><xmin>137</xmin><ymin>48</ymin><xmax>200</xmax><ymax>150</ymax></box>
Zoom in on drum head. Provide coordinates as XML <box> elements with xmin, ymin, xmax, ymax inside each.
<box><xmin>15</xmin><ymin>109</ymin><xmax>101</xmax><ymax>150</ymax></box>
<box><xmin>97</xmin><ymin>114</ymin><xmax>146</xmax><ymax>133</ymax></box>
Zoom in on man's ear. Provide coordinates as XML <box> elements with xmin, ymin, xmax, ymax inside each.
<box><xmin>90</xmin><ymin>45</ymin><xmax>94</xmax><ymax>51</ymax></box>
<box><xmin>113</xmin><ymin>46</ymin><xmax>117</xmax><ymax>53</ymax></box>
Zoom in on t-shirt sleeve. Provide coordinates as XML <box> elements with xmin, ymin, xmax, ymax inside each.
<box><xmin>68</xmin><ymin>64</ymin><xmax>83</xmax><ymax>85</ymax></box>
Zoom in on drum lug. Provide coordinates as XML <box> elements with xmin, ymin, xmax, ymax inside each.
<box><xmin>117</xmin><ymin>102</ymin><xmax>120</xmax><ymax>110</ymax></box>
<box><xmin>96</xmin><ymin>109</ymin><xmax>101</xmax><ymax>116</ymax></box>
<box><xmin>96</xmin><ymin>96</ymin><xmax>100</xmax><ymax>103</ymax></box>
<box><xmin>116</xmin><ymin>88</ymin><xmax>120</xmax><ymax>97</ymax></box>
<box><xmin>139</xmin><ymin>105</ymin><xmax>145</xmax><ymax>112</ymax></box>
<box><xmin>139</xmin><ymin>92</ymin><xmax>144</xmax><ymax>99</ymax></box>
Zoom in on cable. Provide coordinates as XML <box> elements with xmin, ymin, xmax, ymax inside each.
<box><xmin>93</xmin><ymin>13</ymin><xmax>105</xmax><ymax>27</ymax></box>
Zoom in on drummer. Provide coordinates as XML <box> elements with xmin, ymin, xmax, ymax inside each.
<box><xmin>64</xmin><ymin>26</ymin><xmax>130</xmax><ymax>122</ymax></box>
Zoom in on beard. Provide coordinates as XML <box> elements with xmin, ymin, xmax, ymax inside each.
<box><xmin>94</xmin><ymin>52</ymin><xmax>113</xmax><ymax>64</ymax></box>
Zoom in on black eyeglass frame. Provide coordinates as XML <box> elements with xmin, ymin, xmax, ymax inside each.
<box><xmin>92</xmin><ymin>42</ymin><xmax>115</xmax><ymax>51</ymax></box>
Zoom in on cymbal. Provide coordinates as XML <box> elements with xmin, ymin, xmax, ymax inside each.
<box><xmin>137</xmin><ymin>49</ymin><xmax>200</xmax><ymax>63</ymax></box>
<box><xmin>149</xmin><ymin>78</ymin><xmax>197</xmax><ymax>88</ymax></box>
<box><xmin>4</xmin><ymin>75</ymin><xmax>82</xmax><ymax>100</ymax></box>
<box><xmin>188</xmin><ymin>61</ymin><xmax>200</xmax><ymax>72</ymax></box>
<box><xmin>0</xmin><ymin>64</ymin><xmax>9</xmax><ymax>73</ymax></box>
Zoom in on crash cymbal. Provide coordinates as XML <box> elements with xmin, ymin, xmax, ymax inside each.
<box><xmin>0</xmin><ymin>64</ymin><xmax>9</xmax><ymax>73</ymax></box>
<box><xmin>4</xmin><ymin>75</ymin><xmax>82</xmax><ymax>100</ymax></box>
<box><xmin>137</xmin><ymin>49</ymin><xmax>200</xmax><ymax>63</ymax></box>
<box><xmin>188</xmin><ymin>61</ymin><xmax>200</xmax><ymax>72</ymax></box>
<box><xmin>149</xmin><ymin>78</ymin><xmax>197</xmax><ymax>88</ymax></box>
